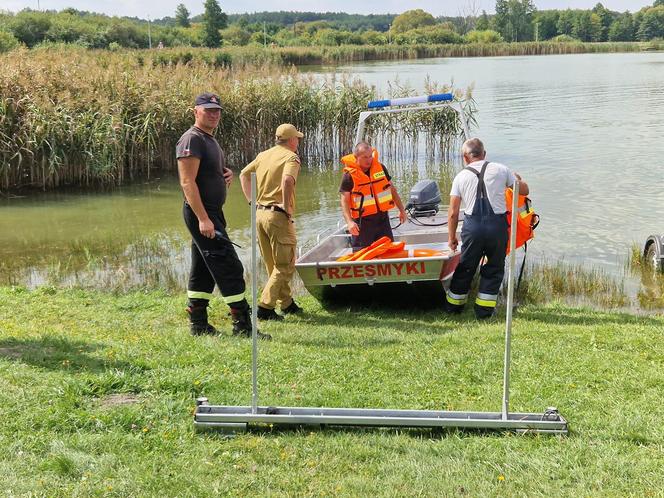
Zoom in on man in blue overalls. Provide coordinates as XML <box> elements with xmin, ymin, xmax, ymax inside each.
<box><xmin>445</xmin><ymin>138</ymin><xmax>529</xmax><ymax>319</ymax></box>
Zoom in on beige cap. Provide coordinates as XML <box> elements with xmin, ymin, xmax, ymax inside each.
<box><xmin>276</xmin><ymin>123</ymin><xmax>304</xmax><ymax>140</ymax></box>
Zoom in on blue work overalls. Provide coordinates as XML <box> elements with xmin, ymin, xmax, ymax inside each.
<box><xmin>446</xmin><ymin>161</ymin><xmax>509</xmax><ymax>319</ymax></box>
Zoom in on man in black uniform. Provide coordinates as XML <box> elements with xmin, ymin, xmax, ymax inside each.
<box><xmin>176</xmin><ymin>92</ymin><xmax>269</xmax><ymax>339</ymax></box>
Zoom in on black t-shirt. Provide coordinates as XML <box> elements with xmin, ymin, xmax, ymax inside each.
<box><xmin>176</xmin><ymin>126</ymin><xmax>227</xmax><ymax>211</ymax></box>
<box><xmin>339</xmin><ymin>164</ymin><xmax>391</xmax><ymax>193</ymax></box>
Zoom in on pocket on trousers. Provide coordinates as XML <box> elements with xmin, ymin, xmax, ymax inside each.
<box><xmin>274</xmin><ymin>243</ymin><xmax>295</xmax><ymax>267</ymax></box>
<box><xmin>278</xmin><ymin>232</ymin><xmax>296</xmax><ymax>246</ymax></box>
<box><xmin>276</xmin><ymin>217</ymin><xmax>297</xmax><ymax>246</ymax></box>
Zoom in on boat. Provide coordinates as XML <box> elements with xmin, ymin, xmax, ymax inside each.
<box><xmin>295</xmin><ymin>93</ymin><xmax>470</xmax><ymax>307</ymax></box>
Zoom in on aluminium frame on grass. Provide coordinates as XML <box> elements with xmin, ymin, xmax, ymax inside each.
<box><xmin>194</xmin><ymin>96</ymin><xmax>568</xmax><ymax>435</ymax></box>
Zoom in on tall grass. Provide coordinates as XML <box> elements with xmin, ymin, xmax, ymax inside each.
<box><xmin>625</xmin><ymin>243</ymin><xmax>664</xmax><ymax>310</ymax></box>
<box><xmin>0</xmin><ymin>46</ymin><xmax>473</xmax><ymax>192</ymax></box>
<box><xmin>517</xmin><ymin>259</ymin><xmax>630</xmax><ymax>309</ymax></box>
<box><xmin>140</xmin><ymin>42</ymin><xmax>649</xmax><ymax>67</ymax></box>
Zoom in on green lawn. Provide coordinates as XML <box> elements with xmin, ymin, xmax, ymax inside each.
<box><xmin>0</xmin><ymin>286</ymin><xmax>662</xmax><ymax>496</ymax></box>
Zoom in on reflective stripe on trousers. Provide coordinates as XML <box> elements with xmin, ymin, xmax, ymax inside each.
<box><xmin>475</xmin><ymin>292</ymin><xmax>498</xmax><ymax>308</ymax></box>
<box><xmin>187</xmin><ymin>290</ymin><xmax>213</xmax><ymax>301</ymax></box>
<box><xmin>446</xmin><ymin>290</ymin><xmax>468</xmax><ymax>306</ymax></box>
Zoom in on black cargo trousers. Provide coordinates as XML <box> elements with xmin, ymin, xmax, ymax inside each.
<box><xmin>183</xmin><ymin>202</ymin><xmax>247</xmax><ymax>311</ymax></box>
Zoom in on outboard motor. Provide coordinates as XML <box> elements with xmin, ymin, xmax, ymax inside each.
<box><xmin>408</xmin><ymin>180</ymin><xmax>441</xmax><ymax>217</ymax></box>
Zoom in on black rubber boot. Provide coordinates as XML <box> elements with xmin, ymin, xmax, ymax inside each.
<box><xmin>257</xmin><ymin>305</ymin><xmax>284</xmax><ymax>321</ymax></box>
<box><xmin>281</xmin><ymin>301</ymin><xmax>303</xmax><ymax>315</ymax></box>
<box><xmin>186</xmin><ymin>304</ymin><xmax>220</xmax><ymax>336</ymax></box>
<box><xmin>231</xmin><ymin>302</ymin><xmax>272</xmax><ymax>340</ymax></box>
<box><xmin>474</xmin><ymin>304</ymin><xmax>496</xmax><ymax>320</ymax></box>
<box><xmin>443</xmin><ymin>300</ymin><xmax>464</xmax><ymax>314</ymax></box>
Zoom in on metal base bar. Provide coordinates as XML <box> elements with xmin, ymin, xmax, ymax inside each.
<box><xmin>194</xmin><ymin>400</ymin><xmax>567</xmax><ymax>435</ymax></box>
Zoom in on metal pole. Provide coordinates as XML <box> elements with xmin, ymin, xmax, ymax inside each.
<box><xmin>148</xmin><ymin>16</ymin><xmax>152</xmax><ymax>49</ymax></box>
<box><xmin>251</xmin><ymin>173</ymin><xmax>258</xmax><ymax>414</ymax></box>
<box><xmin>502</xmin><ymin>179</ymin><xmax>519</xmax><ymax>420</ymax></box>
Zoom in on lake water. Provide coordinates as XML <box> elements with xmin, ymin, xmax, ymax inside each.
<box><xmin>311</xmin><ymin>52</ymin><xmax>664</xmax><ymax>269</ymax></box>
<box><xmin>1</xmin><ymin>52</ymin><xmax>663</xmax><ymax>301</ymax></box>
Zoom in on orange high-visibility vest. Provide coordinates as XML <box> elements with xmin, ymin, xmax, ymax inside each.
<box><xmin>341</xmin><ymin>148</ymin><xmax>395</xmax><ymax>218</ymax></box>
<box><xmin>505</xmin><ymin>187</ymin><xmax>539</xmax><ymax>255</ymax></box>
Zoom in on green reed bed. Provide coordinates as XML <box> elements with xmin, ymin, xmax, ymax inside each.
<box><xmin>130</xmin><ymin>42</ymin><xmax>649</xmax><ymax>68</ymax></box>
<box><xmin>635</xmin><ymin>273</ymin><xmax>664</xmax><ymax>310</ymax></box>
<box><xmin>280</xmin><ymin>40</ymin><xmax>658</xmax><ymax>62</ymax></box>
<box><xmin>432</xmin><ymin>40</ymin><xmax>646</xmax><ymax>58</ymax></box>
<box><xmin>0</xmin><ymin>46</ymin><xmax>472</xmax><ymax>192</ymax></box>
<box><xmin>626</xmin><ymin>242</ymin><xmax>664</xmax><ymax>310</ymax></box>
<box><xmin>517</xmin><ymin>259</ymin><xmax>630</xmax><ymax>309</ymax></box>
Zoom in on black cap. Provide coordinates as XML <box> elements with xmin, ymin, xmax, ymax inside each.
<box><xmin>195</xmin><ymin>92</ymin><xmax>222</xmax><ymax>109</ymax></box>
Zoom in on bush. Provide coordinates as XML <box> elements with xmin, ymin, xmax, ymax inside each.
<box><xmin>360</xmin><ymin>30</ymin><xmax>387</xmax><ymax>45</ymax></box>
<box><xmin>464</xmin><ymin>30</ymin><xmax>504</xmax><ymax>44</ymax></box>
<box><xmin>551</xmin><ymin>34</ymin><xmax>580</xmax><ymax>43</ymax></box>
<box><xmin>45</xmin><ymin>13</ymin><xmax>97</xmax><ymax>45</ymax></box>
<box><xmin>0</xmin><ymin>30</ymin><xmax>19</xmax><ymax>53</ymax></box>
<box><xmin>10</xmin><ymin>11</ymin><xmax>52</xmax><ymax>47</ymax></box>
<box><xmin>220</xmin><ymin>25</ymin><xmax>250</xmax><ymax>46</ymax></box>
<box><xmin>312</xmin><ymin>28</ymin><xmax>342</xmax><ymax>46</ymax></box>
<box><xmin>214</xmin><ymin>51</ymin><xmax>231</xmax><ymax>67</ymax></box>
<box><xmin>395</xmin><ymin>25</ymin><xmax>463</xmax><ymax>45</ymax></box>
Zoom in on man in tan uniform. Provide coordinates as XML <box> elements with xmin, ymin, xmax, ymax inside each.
<box><xmin>240</xmin><ymin>123</ymin><xmax>304</xmax><ymax>321</ymax></box>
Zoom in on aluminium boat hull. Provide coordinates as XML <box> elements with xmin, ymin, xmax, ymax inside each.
<box><xmin>295</xmin><ymin>213</ymin><xmax>462</xmax><ymax>307</ymax></box>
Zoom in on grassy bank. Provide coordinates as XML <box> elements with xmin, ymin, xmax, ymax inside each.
<box><xmin>1</xmin><ymin>287</ymin><xmax>663</xmax><ymax>496</ymax></box>
<box><xmin>0</xmin><ymin>46</ymin><xmax>471</xmax><ymax>192</ymax></box>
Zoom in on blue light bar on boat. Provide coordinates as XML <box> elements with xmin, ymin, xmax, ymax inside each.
<box><xmin>367</xmin><ymin>93</ymin><xmax>454</xmax><ymax>109</ymax></box>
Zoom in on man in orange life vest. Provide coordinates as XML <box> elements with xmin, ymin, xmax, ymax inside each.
<box><xmin>339</xmin><ymin>142</ymin><xmax>407</xmax><ymax>250</ymax></box>
<box><xmin>445</xmin><ymin>138</ymin><xmax>529</xmax><ymax>319</ymax></box>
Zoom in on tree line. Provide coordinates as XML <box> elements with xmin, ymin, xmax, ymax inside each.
<box><xmin>1</xmin><ymin>0</ymin><xmax>663</xmax><ymax>53</ymax></box>
<box><xmin>489</xmin><ymin>0</ymin><xmax>664</xmax><ymax>42</ymax></box>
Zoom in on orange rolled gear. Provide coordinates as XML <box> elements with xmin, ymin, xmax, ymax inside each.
<box><xmin>378</xmin><ymin>241</ymin><xmax>405</xmax><ymax>255</ymax></box>
<box><xmin>377</xmin><ymin>248</ymin><xmax>443</xmax><ymax>259</ymax></box>
<box><xmin>336</xmin><ymin>236</ymin><xmax>392</xmax><ymax>262</ymax></box>
<box><xmin>355</xmin><ymin>238</ymin><xmax>396</xmax><ymax>261</ymax></box>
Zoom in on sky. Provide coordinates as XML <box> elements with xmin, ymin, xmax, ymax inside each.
<box><xmin>1</xmin><ymin>0</ymin><xmax>655</xmax><ymax>20</ymax></box>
